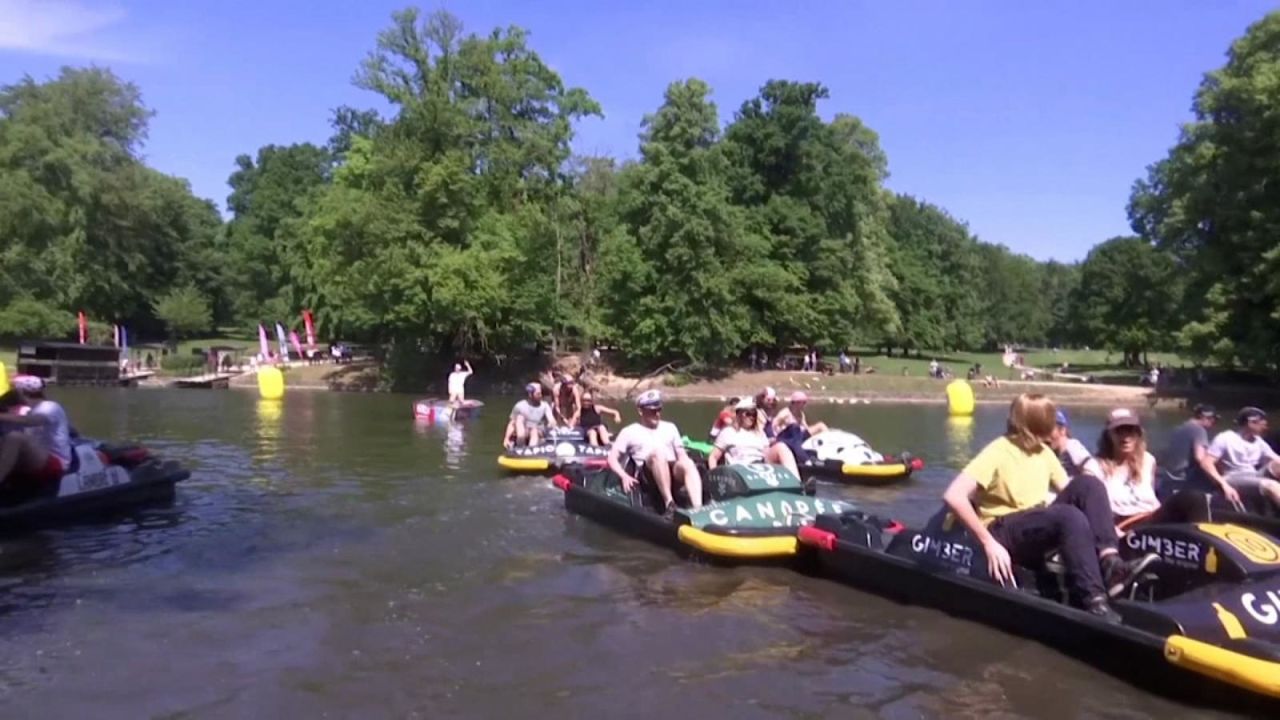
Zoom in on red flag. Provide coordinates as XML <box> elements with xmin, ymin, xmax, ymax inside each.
<box><xmin>78</xmin><ymin>312</ymin><xmax>87</xmax><ymax>344</ymax></box>
<box><xmin>303</xmin><ymin>310</ymin><xmax>316</xmax><ymax>347</ymax></box>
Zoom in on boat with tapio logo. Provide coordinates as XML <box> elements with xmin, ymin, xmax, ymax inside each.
<box><xmin>0</xmin><ymin>439</ymin><xmax>190</xmax><ymax>531</ymax></box>
<box><xmin>498</xmin><ymin>427</ymin><xmax>609</xmax><ymax>474</ymax></box>
<box><xmin>798</xmin><ymin>508</ymin><xmax>1280</xmax><ymax>711</ymax></box>
<box><xmin>554</xmin><ymin>463</ymin><xmax>856</xmax><ymax>562</ymax></box>
<box><xmin>413</xmin><ymin>398</ymin><xmax>484</xmax><ymax>424</ymax></box>
<box><xmin>682</xmin><ymin>430</ymin><xmax>923</xmax><ymax>486</ymax></box>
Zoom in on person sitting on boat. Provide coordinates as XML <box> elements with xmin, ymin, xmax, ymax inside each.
<box><xmin>708</xmin><ymin>397</ymin><xmax>739</xmax><ymax>440</ymax></box>
<box><xmin>446</xmin><ymin>360</ymin><xmax>473</xmax><ymax>406</ymax></box>
<box><xmin>1093</xmin><ymin>408</ymin><xmax>1210</xmax><ymax>526</ymax></box>
<box><xmin>578</xmin><ymin>391</ymin><xmax>621</xmax><ymax>446</ymax></box>
<box><xmin>940</xmin><ymin>394</ymin><xmax>1155</xmax><ymax>623</ymax></box>
<box><xmin>503</xmin><ymin>383</ymin><xmax>553</xmax><ymax>449</ymax></box>
<box><xmin>708</xmin><ymin>397</ymin><xmax>801</xmax><ymax>477</ymax></box>
<box><xmin>607</xmin><ymin>390</ymin><xmax>703</xmax><ymax>514</ymax></box>
<box><xmin>0</xmin><ymin>375</ymin><xmax>72</xmax><ymax>490</ymax></box>
<box><xmin>0</xmin><ymin>389</ymin><xmax>29</xmax><ymax>436</ymax></box>
<box><xmin>1204</xmin><ymin>407</ymin><xmax>1280</xmax><ymax>511</ymax></box>
<box><xmin>754</xmin><ymin>387</ymin><xmax>780</xmax><ymax>439</ymax></box>
<box><xmin>553</xmin><ymin>376</ymin><xmax>580</xmax><ymax>429</ymax></box>
<box><xmin>771</xmin><ymin>391</ymin><xmax>830</xmax><ymax>441</ymax></box>
<box><xmin>1155</xmin><ymin>404</ymin><xmax>1224</xmax><ymax>502</ymax></box>
<box><xmin>1048</xmin><ymin>409</ymin><xmax>1101</xmax><ymax>479</ymax></box>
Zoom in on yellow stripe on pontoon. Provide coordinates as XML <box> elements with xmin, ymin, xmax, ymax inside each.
<box><xmin>677</xmin><ymin>525</ymin><xmax>797</xmax><ymax>558</ymax></box>
<box><xmin>497</xmin><ymin>456</ymin><xmax>551</xmax><ymax>471</ymax></box>
<box><xmin>841</xmin><ymin>463</ymin><xmax>910</xmax><ymax>478</ymax></box>
<box><xmin>1164</xmin><ymin>635</ymin><xmax>1280</xmax><ymax>698</ymax></box>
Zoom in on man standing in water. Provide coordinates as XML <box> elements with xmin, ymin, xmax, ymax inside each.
<box><xmin>447</xmin><ymin>360</ymin><xmax>473</xmax><ymax>406</ymax></box>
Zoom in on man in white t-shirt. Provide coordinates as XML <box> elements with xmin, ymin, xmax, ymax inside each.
<box><xmin>607</xmin><ymin>390</ymin><xmax>703</xmax><ymax>513</ymax></box>
<box><xmin>0</xmin><ymin>375</ymin><xmax>72</xmax><ymax>488</ymax></box>
<box><xmin>1207</xmin><ymin>407</ymin><xmax>1280</xmax><ymax>509</ymax></box>
<box><xmin>447</xmin><ymin>360</ymin><xmax>473</xmax><ymax>405</ymax></box>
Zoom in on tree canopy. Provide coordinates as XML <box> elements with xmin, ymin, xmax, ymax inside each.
<box><xmin>4</xmin><ymin>6</ymin><xmax>1277</xmax><ymax>378</ymax></box>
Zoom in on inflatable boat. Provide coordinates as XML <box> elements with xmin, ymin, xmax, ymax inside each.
<box><xmin>799</xmin><ymin>430</ymin><xmax>922</xmax><ymax>484</ymax></box>
<box><xmin>498</xmin><ymin>428</ymin><xmax>609</xmax><ymax>473</ymax></box>
<box><xmin>798</xmin><ymin>509</ymin><xmax>1280</xmax><ymax>710</ymax></box>
<box><xmin>682</xmin><ymin>431</ymin><xmax>922</xmax><ymax>486</ymax></box>
<box><xmin>413</xmin><ymin>398</ymin><xmax>484</xmax><ymax>423</ymax></box>
<box><xmin>0</xmin><ymin>439</ymin><xmax>190</xmax><ymax>530</ymax></box>
<box><xmin>553</xmin><ymin>463</ymin><xmax>857</xmax><ymax>562</ymax></box>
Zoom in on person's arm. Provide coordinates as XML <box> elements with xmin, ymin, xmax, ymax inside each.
<box><xmin>770</xmin><ymin>409</ymin><xmax>790</xmax><ymax>435</ymax></box>
<box><xmin>464</xmin><ymin>361</ymin><xmax>472</xmax><ymax>375</ymax></box>
<box><xmin>1199</xmin><ymin>438</ymin><xmax>1240</xmax><ymax>504</ymax></box>
<box><xmin>942</xmin><ymin>473</ymin><xmax>1014</xmax><ymax>585</ymax></box>
<box><xmin>503</xmin><ymin>418</ymin><xmax>516</xmax><ymax>447</ymax></box>
<box><xmin>597</xmin><ymin>404</ymin><xmax>622</xmax><ymax>422</ymax></box>
<box><xmin>0</xmin><ymin>412</ymin><xmax>47</xmax><ymax>427</ymax></box>
<box><xmin>708</xmin><ymin>446</ymin><xmax>724</xmax><ymax>469</ymax></box>
<box><xmin>607</xmin><ymin>433</ymin><xmax>639</xmax><ymax>492</ymax></box>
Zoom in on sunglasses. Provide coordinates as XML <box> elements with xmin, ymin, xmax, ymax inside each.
<box><xmin>640</xmin><ymin>405</ymin><xmax>662</xmax><ymax>412</ymax></box>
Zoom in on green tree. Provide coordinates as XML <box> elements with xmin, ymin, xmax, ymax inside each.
<box><xmin>602</xmin><ymin>79</ymin><xmax>751</xmax><ymax>363</ymax></box>
<box><xmin>1128</xmin><ymin>12</ymin><xmax>1280</xmax><ymax>369</ymax></box>
<box><xmin>0</xmin><ymin>300</ymin><xmax>75</xmax><ymax>341</ymax></box>
<box><xmin>884</xmin><ymin>195</ymin><xmax>985</xmax><ymax>352</ymax></box>
<box><xmin>152</xmin><ymin>284</ymin><xmax>213</xmax><ymax>339</ymax></box>
<box><xmin>722</xmin><ymin>80</ymin><xmax>899</xmax><ymax>350</ymax></box>
<box><xmin>1068</xmin><ymin>237</ymin><xmax>1181</xmax><ymax>365</ymax></box>
<box><xmin>974</xmin><ymin>243</ymin><xmax>1052</xmax><ymax>348</ymax></box>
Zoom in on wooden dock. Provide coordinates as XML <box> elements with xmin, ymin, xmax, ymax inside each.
<box><xmin>173</xmin><ymin>372</ymin><xmax>239</xmax><ymax>389</ymax></box>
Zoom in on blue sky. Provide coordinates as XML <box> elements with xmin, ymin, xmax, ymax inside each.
<box><xmin>0</xmin><ymin>0</ymin><xmax>1273</xmax><ymax>261</ymax></box>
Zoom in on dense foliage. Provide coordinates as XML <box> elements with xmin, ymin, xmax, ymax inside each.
<box><xmin>4</xmin><ymin>7</ymin><xmax>1279</xmax><ymax>376</ymax></box>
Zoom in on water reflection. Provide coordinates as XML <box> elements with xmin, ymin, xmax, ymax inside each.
<box><xmin>944</xmin><ymin>416</ymin><xmax>975</xmax><ymax>469</ymax></box>
<box><xmin>255</xmin><ymin>398</ymin><xmax>282</xmax><ymax>462</ymax></box>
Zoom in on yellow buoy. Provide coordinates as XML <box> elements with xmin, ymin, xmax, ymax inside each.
<box><xmin>0</xmin><ymin>361</ymin><xmax>8</xmax><ymax>395</ymax></box>
<box><xmin>257</xmin><ymin>366</ymin><xmax>285</xmax><ymax>400</ymax></box>
<box><xmin>946</xmin><ymin>379</ymin><xmax>975</xmax><ymax>416</ymax></box>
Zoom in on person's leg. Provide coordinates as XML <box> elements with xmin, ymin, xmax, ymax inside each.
<box><xmin>646</xmin><ymin>456</ymin><xmax>675</xmax><ymax>508</ymax></box>
<box><xmin>1260</xmin><ymin>478</ymin><xmax>1280</xmax><ymax>510</ymax></box>
<box><xmin>0</xmin><ymin>433</ymin><xmax>47</xmax><ymax>484</ymax></box>
<box><xmin>597</xmin><ymin>425</ymin><xmax>612</xmax><ymax>444</ymax></box>
<box><xmin>586</xmin><ymin>427</ymin><xmax>600</xmax><ymax>446</ymax></box>
<box><xmin>514</xmin><ymin>415</ymin><xmax>529</xmax><ymax>445</ymax></box>
<box><xmin>990</xmin><ymin>505</ymin><xmax>1106</xmax><ymax>604</ymax></box>
<box><xmin>765</xmin><ymin>442</ymin><xmax>800</xmax><ymax>478</ymax></box>
<box><xmin>674</xmin><ymin>458</ymin><xmax>703</xmax><ymax>509</ymax></box>
<box><xmin>809</xmin><ymin>422</ymin><xmax>828</xmax><ymax>436</ymax></box>
<box><xmin>528</xmin><ymin>425</ymin><xmax>543</xmax><ymax>446</ymax></box>
<box><xmin>1054</xmin><ymin>474</ymin><xmax>1119</xmax><ymax>556</ymax></box>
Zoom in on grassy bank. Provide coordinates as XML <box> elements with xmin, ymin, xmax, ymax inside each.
<box><xmin>826</xmin><ymin>348</ymin><xmax>1189</xmax><ymax>383</ymax></box>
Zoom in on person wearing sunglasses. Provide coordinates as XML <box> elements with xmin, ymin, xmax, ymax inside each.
<box><xmin>607</xmin><ymin>390</ymin><xmax>703</xmax><ymax>514</ymax></box>
<box><xmin>708</xmin><ymin>397</ymin><xmax>800</xmax><ymax>476</ymax></box>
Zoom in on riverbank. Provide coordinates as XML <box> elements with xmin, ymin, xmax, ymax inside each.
<box><xmin>583</xmin><ymin>368</ymin><xmax>1161</xmax><ymax>408</ymax></box>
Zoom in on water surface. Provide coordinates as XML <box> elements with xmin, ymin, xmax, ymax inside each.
<box><xmin>0</xmin><ymin>389</ymin><xmax>1248</xmax><ymax>718</ymax></box>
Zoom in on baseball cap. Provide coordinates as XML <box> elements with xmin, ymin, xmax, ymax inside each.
<box><xmin>789</xmin><ymin>390</ymin><xmax>808</xmax><ymax>404</ymax></box>
<box><xmin>1191</xmin><ymin>404</ymin><xmax>1218</xmax><ymax>420</ymax></box>
<box><xmin>1054</xmin><ymin>409</ymin><xmax>1069</xmax><ymax>427</ymax></box>
<box><xmin>1237</xmin><ymin>406</ymin><xmax>1267</xmax><ymax>425</ymax></box>
<box><xmin>636</xmin><ymin>389</ymin><xmax>663</xmax><ymax>409</ymax></box>
<box><xmin>735</xmin><ymin>397</ymin><xmax>756</xmax><ymax>411</ymax></box>
<box><xmin>12</xmin><ymin>375</ymin><xmax>43</xmax><ymax>393</ymax></box>
<box><xmin>1105</xmin><ymin>408</ymin><xmax>1141</xmax><ymax>431</ymax></box>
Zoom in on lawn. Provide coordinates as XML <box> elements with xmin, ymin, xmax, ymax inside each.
<box><xmin>838</xmin><ymin>347</ymin><xmax>1189</xmax><ymax>384</ymax></box>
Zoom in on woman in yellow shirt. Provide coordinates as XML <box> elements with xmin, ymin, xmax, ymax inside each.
<box><xmin>942</xmin><ymin>394</ymin><xmax>1156</xmax><ymax>622</ymax></box>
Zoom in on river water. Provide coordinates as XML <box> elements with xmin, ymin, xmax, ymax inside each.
<box><xmin>0</xmin><ymin>388</ymin><xmax>1251</xmax><ymax>718</ymax></box>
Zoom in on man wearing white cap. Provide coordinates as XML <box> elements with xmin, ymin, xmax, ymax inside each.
<box><xmin>608</xmin><ymin>390</ymin><xmax>703</xmax><ymax>514</ymax></box>
<box><xmin>0</xmin><ymin>375</ymin><xmax>72</xmax><ymax>488</ymax></box>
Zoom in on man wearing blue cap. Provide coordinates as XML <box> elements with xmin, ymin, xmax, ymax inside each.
<box><xmin>1049</xmin><ymin>409</ymin><xmax>1101</xmax><ymax>479</ymax></box>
